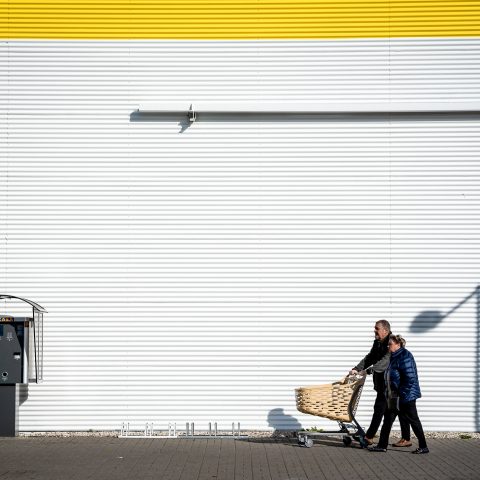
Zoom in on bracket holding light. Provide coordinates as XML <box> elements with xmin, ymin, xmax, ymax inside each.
<box><xmin>188</xmin><ymin>104</ymin><xmax>196</xmax><ymax>123</ymax></box>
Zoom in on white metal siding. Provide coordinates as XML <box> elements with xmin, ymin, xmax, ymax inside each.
<box><xmin>1</xmin><ymin>39</ymin><xmax>479</xmax><ymax>431</ymax></box>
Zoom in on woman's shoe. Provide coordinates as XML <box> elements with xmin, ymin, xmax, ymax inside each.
<box><xmin>392</xmin><ymin>438</ymin><xmax>412</xmax><ymax>447</ymax></box>
<box><xmin>412</xmin><ymin>447</ymin><xmax>429</xmax><ymax>454</ymax></box>
<box><xmin>368</xmin><ymin>445</ymin><xmax>387</xmax><ymax>452</ymax></box>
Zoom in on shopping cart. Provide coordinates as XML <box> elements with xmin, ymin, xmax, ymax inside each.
<box><xmin>295</xmin><ymin>373</ymin><xmax>368</xmax><ymax>448</ymax></box>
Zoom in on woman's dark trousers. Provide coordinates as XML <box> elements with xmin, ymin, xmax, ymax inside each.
<box><xmin>366</xmin><ymin>391</ymin><xmax>410</xmax><ymax>440</ymax></box>
<box><xmin>377</xmin><ymin>400</ymin><xmax>427</xmax><ymax>449</ymax></box>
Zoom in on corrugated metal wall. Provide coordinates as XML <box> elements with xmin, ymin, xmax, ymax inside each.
<box><xmin>1</xmin><ymin>38</ymin><xmax>480</xmax><ymax>431</ymax></box>
<box><xmin>2</xmin><ymin>0</ymin><xmax>479</xmax><ymax>39</ymax></box>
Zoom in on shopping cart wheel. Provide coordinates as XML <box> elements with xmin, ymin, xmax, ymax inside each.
<box><xmin>342</xmin><ymin>436</ymin><xmax>352</xmax><ymax>447</ymax></box>
<box><xmin>304</xmin><ymin>438</ymin><xmax>314</xmax><ymax>448</ymax></box>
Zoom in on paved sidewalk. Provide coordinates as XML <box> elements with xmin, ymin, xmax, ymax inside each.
<box><xmin>0</xmin><ymin>436</ymin><xmax>478</xmax><ymax>480</ymax></box>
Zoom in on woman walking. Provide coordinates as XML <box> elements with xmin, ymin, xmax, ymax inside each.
<box><xmin>368</xmin><ymin>334</ymin><xmax>429</xmax><ymax>454</ymax></box>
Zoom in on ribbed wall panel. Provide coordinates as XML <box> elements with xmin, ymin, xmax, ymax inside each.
<box><xmin>1</xmin><ymin>0</ymin><xmax>479</xmax><ymax>39</ymax></box>
<box><xmin>1</xmin><ymin>39</ymin><xmax>479</xmax><ymax>432</ymax></box>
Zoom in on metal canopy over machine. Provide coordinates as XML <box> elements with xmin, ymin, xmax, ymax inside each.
<box><xmin>0</xmin><ymin>295</ymin><xmax>47</xmax><ymax>436</ymax></box>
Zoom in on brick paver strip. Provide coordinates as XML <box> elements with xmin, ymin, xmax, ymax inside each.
<box><xmin>0</xmin><ymin>437</ymin><xmax>478</xmax><ymax>480</ymax></box>
<box><xmin>292</xmin><ymin>438</ymin><xmax>334</xmax><ymax>480</ymax></box>
<box><xmin>180</xmin><ymin>438</ymin><xmax>208</xmax><ymax>480</ymax></box>
<box><xmin>344</xmin><ymin>445</ymin><xmax>382</xmax><ymax>480</ymax></box>
<box><xmin>249</xmin><ymin>440</ymin><xmax>271</xmax><ymax>480</ymax></box>
<box><xmin>264</xmin><ymin>439</ymin><xmax>290</xmax><ymax>479</ymax></box>
<box><xmin>145</xmin><ymin>439</ymin><xmax>181</xmax><ymax>480</ymax></box>
<box><xmin>234</xmin><ymin>435</ymin><xmax>253</xmax><ymax>480</ymax></box>
<box><xmin>431</xmin><ymin>438</ymin><xmax>479</xmax><ymax>477</ymax></box>
<box><xmin>305</xmin><ymin>438</ymin><xmax>349</xmax><ymax>480</ymax></box>
<box><xmin>198</xmin><ymin>439</ymin><xmax>222</xmax><ymax>480</ymax></box>
<box><xmin>217</xmin><ymin>435</ymin><xmax>236</xmax><ymax>480</ymax></box>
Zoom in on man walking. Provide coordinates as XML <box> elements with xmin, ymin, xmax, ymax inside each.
<box><xmin>350</xmin><ymin>319</ymin><xmax>409</xmax><ymax>445</ymax></box>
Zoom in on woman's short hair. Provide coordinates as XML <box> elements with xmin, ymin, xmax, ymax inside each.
<box><xmin>389</xmin><ymin>334</ymin><xmax>406</xmax><ymax>347</ymax></box>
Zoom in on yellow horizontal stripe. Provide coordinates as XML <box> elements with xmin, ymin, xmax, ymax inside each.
<box><xmin>1</xmin><ymin>0</ymin><xmax>480</xmax><ymax>39</ymax></box>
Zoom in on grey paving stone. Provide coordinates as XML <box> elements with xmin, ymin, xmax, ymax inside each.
<box><xmin>0</xmin><ymin>436</ymin><xmax>478</xmax><ymax>480</ymax></box>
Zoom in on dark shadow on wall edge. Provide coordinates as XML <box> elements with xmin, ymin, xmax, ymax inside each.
<box><xmin>19</xmin><ymin>384</ymin><xmax>28</xmax><ymax>405</ymax></box>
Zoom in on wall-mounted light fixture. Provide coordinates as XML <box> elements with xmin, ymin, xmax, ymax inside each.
<box><xmin>137</xmin><ymin>100</ymin><xmax>480</xmax><ymax>123</ymax></box>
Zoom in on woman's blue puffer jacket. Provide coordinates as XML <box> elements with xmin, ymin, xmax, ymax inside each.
<box><xmin>387</xmin><ymin>347</ymin><xmax>422</xmax><ymax>403</ymax></box>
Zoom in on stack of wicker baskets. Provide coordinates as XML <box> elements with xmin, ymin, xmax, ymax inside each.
<box><xmin>295</xmin><ymin>375</ymin><xmax>364</xmax><ymax>423</ymax></box>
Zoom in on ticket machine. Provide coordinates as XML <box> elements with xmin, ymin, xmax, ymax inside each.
<box><xmin>0</xmin><ymin>295</ymin><xmax>46</xmax><ymax>436</ymax></box>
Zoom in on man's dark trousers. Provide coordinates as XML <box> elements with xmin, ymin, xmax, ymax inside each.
<box><xmin>366</xmin><ymin>390</ymin><xmax>387</xmax><ymax>439</ymax></box>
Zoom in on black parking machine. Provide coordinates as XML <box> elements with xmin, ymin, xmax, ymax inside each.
<box><xmin>0</xmin><ymin>295</ymin><xmax>46</xmax><ymax>436</ymax></box>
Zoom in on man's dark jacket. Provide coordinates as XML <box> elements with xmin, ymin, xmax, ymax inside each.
<box><xmin>353</xmin><ymin>334</ymin><xmax>391</xmax><ymax>392</ymax></box>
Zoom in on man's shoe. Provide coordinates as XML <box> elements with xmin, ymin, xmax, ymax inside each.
<box><xmin>412</xmin><ymin>447</ymin><xmax>429</xmax><ymax>454</ymax></box>
<box><xmin>392</xmin><ymin>438</ymin><xmax>412</xmax><ymax>447</ymax></box>
<box><xmin>368</xmin><ymin>445</ymin><xmax>387</xmax><ymax>452</ymax></box>
<box><xmin>364</xmin><ymin>436</ymin><xmax>374</xmax><ymax>445</ymax></box>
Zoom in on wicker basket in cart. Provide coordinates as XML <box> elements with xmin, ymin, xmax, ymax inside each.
<box><xmin>295</xmin><ymin>374</ymin><xmax>366</xmax><ymax>423</ymax></box>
